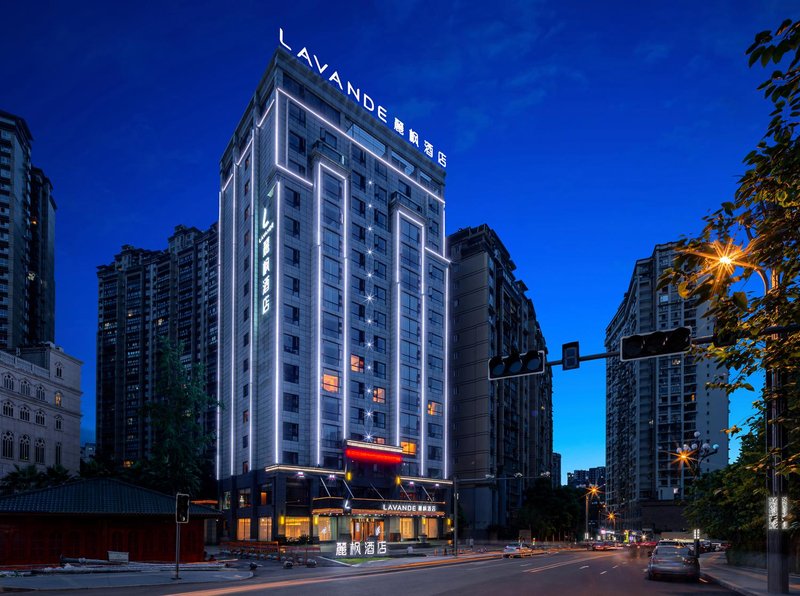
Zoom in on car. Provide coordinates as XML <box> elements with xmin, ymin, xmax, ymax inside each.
<box><xmin>591</xmin><ymin>541</ymin><xmax>613</xmax><ymax>551</ymax></box>
<box><xmin>503</xmin><ymin>543</ymin><xmax>533</xmax><ymax>558</ymax></box>
<box><xmin>646</xmin><ymin>544</ymin><xmax>700</xmax><ymax>581</ymax></box>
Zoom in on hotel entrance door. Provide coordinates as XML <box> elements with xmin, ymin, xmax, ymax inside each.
<box><xmin>351</xmin><ymin>518</ymin><xmax>385</xmax><ymax>542</ymax></box>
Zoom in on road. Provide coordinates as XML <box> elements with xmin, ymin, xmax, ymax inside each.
<box><xmin>26</xmin><ymin>550</ymin><xmax>735</xmax><ymax>596</ymax></box>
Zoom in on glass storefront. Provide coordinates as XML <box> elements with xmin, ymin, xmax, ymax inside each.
<box><xmin>258</xmin><ymin>517</ymin><xmax>272</xmax><ymax>541</ymax></box>
<box><xmin>424</xmin><ymin>517</ymin><xmax>438</xmax><ymax>538</ymax></box>
<box><xmin>284</xmin><ymin>517</ymin><xmax>310</xmax><ymax>539</ymax></box>
<box><xmin>237</xmin><ymin>518</ymin><xmax>251</xmax><ymax>540</ymax></box>
<box><xmin>399</xmin><ymin>517</ymin><xmax>414</xmax><ymax>539</ymax></box>
<box><xmin>315</xmin><ymin>516</ymin><xmax>337</xmax><ymax>542</ymax></box>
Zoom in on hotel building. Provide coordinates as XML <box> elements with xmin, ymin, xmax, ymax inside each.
<box><xmin>605</xmin><ymin>243</ymin><xmax>728</xmax><ymax>533</ymax></box>
<box><xmin>96</xmin><ymin>225</ymin><xmax>218</xmax><ymax>469</ymax></box>
<box><xmin>448</xmin><ymin>224</ymin><xmax>552</xmax><ymax>539</ymax></box>
<box><xmin>217</xmin><ymin>44</ymin><xmax>449</xmax><ymax>543</ymax></box>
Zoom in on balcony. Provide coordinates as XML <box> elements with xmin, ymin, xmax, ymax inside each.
<box><xmin>390</xmin><ymin>191</ymin><xmax>423</xmax><ymax>215</ymax></box>
<box><xmin>311</xmin><ymin>140</ymin><xmax>347</xmax><ymax>169</ymax></box>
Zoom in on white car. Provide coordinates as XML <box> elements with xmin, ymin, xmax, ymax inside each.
<box><xmin>503</xmin><ymin>543</ymin><xmax>533</xmax><ymax>558</ymax></box>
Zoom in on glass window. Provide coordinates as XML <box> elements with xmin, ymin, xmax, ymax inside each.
<box><xmin>237</xmin><ymin>518</ymin><xmax>251</xmax><ymax>540</ymax></box>
<box><xmin>284</xmin><ymin>392</ymin><xmax>300</xmax><ymax>413</ymax></box>
<box><xmin>322</xmin><ymin>369</ymin><xmax>340</xmax><ymax>393</ymax></box>
<box><xmin>350</xmin><ymin>354</ymin><xmax>365</xmax><ymax>373</ymax></box>
<box><xmin>372</xmin><ymin>387</ymin><xmax>386</xmax><ymax>403</ymax></box>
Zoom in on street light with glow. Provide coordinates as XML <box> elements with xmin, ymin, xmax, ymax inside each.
<box><xmin>684</xmin><ymin>240</ymin><xmax>788</xmax><ymax>593</ymax></box>
<box><xmin>584</xmin><ymin>485</ymin><xmax>600</xmax><ymax>542</ymax></box>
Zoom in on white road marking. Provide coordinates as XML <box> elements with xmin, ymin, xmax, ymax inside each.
<box><xmin>579</xmin><ymin>565</ymin><xmax>589</xmax><ymax>570</ymax></box>
<box><xmin>612</xmin><ymin>565</ymin><xmax>619</xmax><ymax>569</ymax></box>
<box><xmin>600</xmin><ymin>571</ymin><xmax>607</xmax><ymax>575</ymax></box>
<box><xmin>520</xmin><ymin>563</ymin><xmax>532</xmax><ymax>567</ymax></box>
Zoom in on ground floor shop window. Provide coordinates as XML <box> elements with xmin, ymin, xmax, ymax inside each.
<box><xmin>237</xmin><ymin>518</ymin><xmax>251</xmax><ymax>540</ymax></box>
<box><xmin>315</xmin><ymin>516</ymin><xmax>336</xmax><ymax>541</ymax></box>
<box><xmin>285</xmin><ymin>517</ymin><xmax>310</xmax><ymax>540</ymax></box>
<box><xmin>399</xmin><ymin>517</ymin><xmax>414</xmax><ymax>539</ymax></box>
<box><xmin>258</xmin><ymin>517</ymin><xmax>272</xmax><ymax>541</ymax></box>
<box><xmin>424</xmin><ymin>517</ymin><xmax>438</xmax><ymax>538</ymax></box>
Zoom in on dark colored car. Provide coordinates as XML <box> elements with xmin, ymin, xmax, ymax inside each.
<box><xmin>646</xmin><ymin>544</ymin><xmax>699</xmax><ymax>581</ymax></box>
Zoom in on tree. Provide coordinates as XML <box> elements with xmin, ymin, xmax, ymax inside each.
<box><xmin>138</xmin><ymin>337</ymin><xmax>218</xmax><ymax>496</ymax></box>
<box><xmin>661</xmin><ymin>18</ymin><xmax>800</xmax><ymax>561</ymax></box>
<box><xmin>516</xmin><ymin>478</ymin><xmax>583</xmax><ymax>541</ymax></box>
<box><xmin>0</xmin><ymin>464</ymin><xmax>74</xmax><ymax>495</ymax></box>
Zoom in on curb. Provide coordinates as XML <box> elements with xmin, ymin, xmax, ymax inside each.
<box><xmin>701</xmin><ymin>571</ymin><xmax>760</xmax><ymax>596</ymax></box>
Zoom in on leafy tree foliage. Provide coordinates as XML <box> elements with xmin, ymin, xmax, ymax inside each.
<box><xmin>661</xmin><ymin>19</ymin><xmax>800</xmax><ymax>561</ymax></box>
<box><xmin>0</xmin><ymin>464</ymin><xmax>73</xmax><ymax>494</ymax></box>
<box><xmin>515</xmin><ymin>478</ymin><xmax>583</xmax><ymax>541</ymax></box>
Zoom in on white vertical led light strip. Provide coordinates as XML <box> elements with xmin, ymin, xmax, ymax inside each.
<box><xmin>443</xmin><ymin>263</ymin><xmax>450</xmax><ymax>479</ymax></box>
<box><xmin>315</xmin><ymin>162</ymin><xmax>323</xmax><ymax>466</ymax></box>
<box><xmin>216</xmin><ymin>189</ymin><xmax>223</xmax><ymax>480</ymax></box>
<box><xmin>274</xmin><ymin>181</ymin><xmax>282</xmax><ymax>464</ymax></box>
<box><xmin>420</xmin><ymin>223</ymin><xmax>427</xmax><ymax>474</ymax></box>
<box><xmin>394</xmin><ymin>210</ymin><xmax>401</xmax><ymax>446</ymax></box>
<box><xmin>244</xmin><ymin>132</ymin><xmax>254</xmax><ymax>468</ymax></box>
<box><xmin>229</xmin><ymin>166</ymin><xmax>237</xmax><ymax>475</ymax></box>
<box><xmin>320</xmin><ymin>163</ymin><xmax>349</xmax><ymax>443</ymax></box>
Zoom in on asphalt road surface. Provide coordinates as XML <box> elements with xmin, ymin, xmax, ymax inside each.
<box><xmin>26</xmin><ymin>549</ymin><xmax>736</xmax><ymax>596</ymax></box>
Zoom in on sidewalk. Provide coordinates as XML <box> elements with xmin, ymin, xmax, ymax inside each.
<box><xmin>702</xmin><ymin>552</ymin><xmax>800</xmax><ymax>595</ymax></box>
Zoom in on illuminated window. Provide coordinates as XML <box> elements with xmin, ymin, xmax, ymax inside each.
<box><xmin>427</xmin><ymin>401</ymin><xmax>443</xmax><ymax>416</ymax></box>
<box><xmin>284</xmin><ymin>517</ymin><xmax>310</xmax><ymax>540</ymax></box>
<box><xmin>401</xmin><ymin>441</ymin><xmax>417</xmax><ymax>456</ymax></box>
<box><xmin>372</xmin><ymin>387</ymin><xmax>385</xmax><ymax>403</ymax></box>
<box><xmin>54</xmin><ymin>392</ymin><xmax>62</xmax><ymax>407</ymax></box>
<box><xmin>350</xmin><ymin>354</ymin><xmax>364</xmax><ymax>373</ymax></box>
<box><xmin>373</xmin><ymin>436</ymin><xmax>386</xmax><ymax>445</ymax></box>
<box><xmin>238</xmin><ymin>488</ymin><xmax>252</xmax><ymax>507</ymax></box>
<box><xmin>243</xmin><ymin>410</ymin><xmax>249</xmax><ymax>424</ymax></box>
<box><xmin>400</xmin><ymin>517</ymin><xmax>414</xmax><ymax>539</ymax></box>
<box><xmin>236</xmin><ymin>518</ymin><xmax>251</xmax><ymax>540</ymax></box>
<box><xmin>222</xmin><ymin>492</ymin><xmax>231</xmax><ymax>510</ymax></box>
<box><xmin>258</xmin><ymin>517</ymin><xmax>273</xmax><ymax>541</ymax></box>
<box><xmin>322</xmin><ymin>370</ymin><xmax>340</xmax><ymax>393</ymax></box>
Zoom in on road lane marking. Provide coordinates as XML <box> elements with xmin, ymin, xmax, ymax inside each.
<box><xmin>579</xmin><ymin>565</ymin><xmax>589</xmax><ymax>570</ymax></box>
<box><xmin>520</xmin><ymin>563</ymin><xmax>532</xmax><ymax>567</ymax></box>
<box><xmin>600</xmin><ymin>571</ymin><xmax>607</xmax><ymax>575</ymax></box>
<box><xmin>612</xmin><ymin>565</ymin><xmax>618</xmax><ymax>569</ymax></box>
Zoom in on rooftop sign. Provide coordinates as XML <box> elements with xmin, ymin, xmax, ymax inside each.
<box><xmin>279</xmin><ymin>28</ymin><xmax>447</xmax><ymax>169</ymax></box>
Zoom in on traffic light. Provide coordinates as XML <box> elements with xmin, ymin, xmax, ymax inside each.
<box><xmin>562</xmin><ymin>342</ymin><xmax>580</xmax><ymax>370</ymax></box>
<box><xmin>619</xmin><ymin>326</ymin><xmax>692</xmax><ymax>362</ymax></box>
<box><xmin>176</xmin><ymin>493</ymin><xmax>190</xmax><ymax>524</ymax></box>
<box><xmin>487</xmin><ymin>349</ymin><xmax>546</xmax><ymax>380</ymax></box>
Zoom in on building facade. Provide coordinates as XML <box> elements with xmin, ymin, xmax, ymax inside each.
<box><xmin>217</xmin><ymin>46</ymin><xmax>449</xmax><ymax>544</ymax></box>
<box><xmin>448</xmin><ymin>224</ymin><xmax>552</xmax><ymax>539</ymax></box>
<box><xmin>0</xmin><ymin>345</ymin><xmax>81</xmax><ymax>477</ymax></box>
<box><xmin>96</xmin><ymin>225</ymin><xmax>218</xmax><ymax>469</ymax></box>
<box><xmin>0</xmin><ymin>111</ymin><xmax>56</xmax><ymax>350</ymax></box>
<box><xmin>605</xmin><ymin>243</ymin><xmax>728</xmax><ymax>533</ymax></box>
<box><xmin>551</xmin><ymin>452</ymin><xmax>561</xmax><ymax>487</ymax></box>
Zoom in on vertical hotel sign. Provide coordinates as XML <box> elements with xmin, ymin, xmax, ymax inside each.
<box><xmin>259</xmin><ymin>205</ymin><xmax>274</xmax><ymax>316</ymax></box>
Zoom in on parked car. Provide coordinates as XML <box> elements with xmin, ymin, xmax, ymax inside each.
<box><xmin>646</xmin><ymin>544</ymin><xmax>699</xmax><ymax>581</ymax></box>
<box><xmin>503</xmin><ymin>543</ymin><xmax>533</xmax><ymax>558</ymax></box>
<box><xmin>591</xmin><ymin>541</ymin><xmax>613</xmax><ymax>551</ymax></box>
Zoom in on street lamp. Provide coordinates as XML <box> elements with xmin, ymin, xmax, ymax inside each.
<box><xmin>674</xmin><ymin>430</ymin><xmax>719</xmax><ymax>556</ymax></box>
<box><xmin>584</xmin><ymin>485</ymin><xmax>599</xmax><ymax>542</ymax></box>
<box><xmin>689</xmin><ymin>241</ymin><xmax>788</xmax><ymax>594</ymax></box>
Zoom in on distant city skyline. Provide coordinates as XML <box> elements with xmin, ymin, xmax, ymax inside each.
<box><xmin>1</xmin><ymin>0</ymin><xmax>791</xmax><ymax>483</ymax></box>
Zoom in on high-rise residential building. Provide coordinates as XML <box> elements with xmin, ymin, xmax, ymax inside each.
<box><xmin>588</xmin><ymin>465</ymin><xmax>606</xmax><ymax>489</ymax></box>
<box><xmin>551</xmin><ymin>452</ymin><xmax>561</xmax><ymax>487</ymax></box>
<box><xmin>0</xmin><ymin>110</ymin><xmax>56</xmax><ymax>350</ymax></box>
<box><xmin>448</xmin><ymin>224</ymin><xmax>552</xmax><ymax>539</ymax></box>
<box><xmin>567</xmin><ymin>469</ymin><xmax>589</xmax><ymax>489</ymax></box>
<box><xmin>96</xmin><ymin>224</ymin><xmax>218</xmax><ymax>469</ymax></box>
<box><xmin>605</xmin><ymin>243</ymin><xmax>728</xmax><ymax>533</ymax></box>
<box><xmin>217</xmin><ymin>43</ymin><xmax>449</xmax><ymax>543</ymax></box>
<box><xmin>0</xmin><ymin>345</ymin><xmax>82</xmax><ymax>477</ymax></box>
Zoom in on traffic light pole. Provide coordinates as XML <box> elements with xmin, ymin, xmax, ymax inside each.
<box><xmin>174</xmin><ymin>522</ymin><xmax>181</xmax><ymax>580</ymax></box>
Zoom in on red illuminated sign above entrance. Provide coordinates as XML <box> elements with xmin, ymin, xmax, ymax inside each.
<box><xmin>345</xmin><ymin>447</ymin><xmax>403</xmax><ymax>465</ymax></box>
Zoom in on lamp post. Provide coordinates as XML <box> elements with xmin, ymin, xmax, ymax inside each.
<box><xmin>696</xmin><ymin>243</ymin><xmax>788</xmax><ymax>593</ymax></box>
<box><xmin>675</xmin><ymin>431</ymin><xmax>719</xmax><ymax>557</ymax></box>
<box><xmin>584</xmin><ymin>485</ymin><xmax>599</xmax><ymax>542</ymax></box>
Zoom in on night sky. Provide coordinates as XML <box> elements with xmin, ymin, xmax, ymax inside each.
<box><xmin>2</xmin><ymin>0</ymin><xmax>792</xmax><ymax>481</ymax></box>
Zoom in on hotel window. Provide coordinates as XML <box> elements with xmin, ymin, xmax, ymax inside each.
<box><xmin>258</xmin><ymin>517</ymin><xmax>273</xmax><ymax>541</ymax></box>
<box><xmin>400</xmin><ymin>440</ymin><xmax>417</xmax><ymax>456</ymax></box>
<box><xmin>428</xmin><ymin>356</ymin><xmax>444</xmax><ymax>372</ymax></box>
<box><xmin>243</xmin><ymin>332</ymin><xmax>249</xmax><ymax>347</ymax></box>
<box><xmin>55</xmin><ymin>442</ymin><xmax>62</xmax><ymax>466</ymax></box>
<box><xmin>284</xmin><ymin>304</ymin><xmax>300</xmax><ymax>325</ymax></box>
<box><xmin>55</xmin><ymin>416</ymin><xmax>63</xmax><ymax>431</ymax></box>
<box><xmin>284</xmin><ymin>392</ymin><xmax>300</xmax><ymax>413</ymax></box>
<box><xmin>285</xmin><ymin>275</ymin><xmax>300</xmax><ymax>296</ymax></box>
<box><xmin>284</xmin><ymin>334</ymin><xmax>300</xmax><ymax>354</ymax></box>
<box><xmin>374</xmin><ymin>336</ymin><xmax>386</xmax><ymax>353</ymax></box>
<box><xmin>352</xmin><ymin>224</ymin><xmax>366</xmax><ymax>243</ymax></box>
<box><xmin>242</xmin><ymin>410</ymin><xmax>249</xmax><ymax>424</ymax></box>
<box><xmin>428</xmin><ymin>423</ymin><xmax>443</xmax><ymax>439</ymax></box>
<box><xmin>236</xmin><ymin>518</ymin><xmax>251</xmax><ymax>540</ymax></box>
<box><xmin>35</xmin><ymin>439</ymin><xmax>45</xmax><ymax>465</ymax></box>
<box><xmin>19</xmin><ymin>435</ymin><xmax>30</xmax><ymax>461</ymax></box>
<box><xmin>3</xmin><ymin>375</ymin><xmax>13</xmax><ymax>390</ymax></box>
<box><xmin>352</xmin><ymin>197</ymin><xmax>366</xmax><ymax>217</ymax></box>
<box><xmin>373</xmin><ymin>210</ymin><xmax>388</xmax><ymax>230</ymax></box>
<box><xmin>352</xmin><ymin>172</ymin><xmax>366</xmax><ymax>192</ymax></box>
<box><xmin>373</xmin><ymin>361</ymin><xmax>386</xmax><ymax>379</ymax></box>
<box><xmin>289</xmin><ymin>102</ymin><xmax>306</xmax><ymax>126</ymax></box>
<box><xmin>238</xmin><ymin>488</ymin><xmax>252</xmax><ymax>507</ymax></box>
<box><xmin>373</xmin><ymin>236</ymin><xmax>387</xmax><ymax>254</ymax></box>
<box><xmin>427</xmin><ymin>400</ymin><xmax>443</xmax><ymax>416</ymax></box>
<box><xmin>323</xmin><ymin>286</ymin><xmax>342</xmax><ymax>312</ymax></box>
<box><xmin>284</xmin><ymin>364</ymin><xmax>300</xmax><ymax>384</ymax></box>
<box><xmin>222</xmin><ymin>492</ymin><xmax>231</xmax><ymax>510</ymax></box>
<box><xmin>374</xmin><ymin>312</ymin><xmax>387</xmax><ymax>329</ymax></box>
<box><xmin>374</xmin><ymin>186</ymin><xmax>387</xmax><ymax>203</ymax></box>
<box><xmin>350</xmin><ymin>380</ymin><xmax>364</xmax><ymax>399</ymax></box>
<box><xmin>316</xmin><ymin>516</ymin><xmax>334</xmax><ymax>542</ymax></box>
<box><xmin>19</xmin><ymin>406</ymin><xmax>30</xmax><ymax>422</ymax></box>
<box><xmin>322</xmin><ymin>370</ymin><xmax>340</xmax><ymax>394</ymax></box>
<box><xmin>36</xmin><ymin>386</ymin><xmax>45</xmax><ymax>400</ymax></box>
<box><xmin>260</xmin><ymin>483</ymin><xmax>273</xmax><ymax>505</ymax></box>
<box><xmin>283</xmin><ymin>422</ymin><xmax>299</xmax><ymax>441</ymax></box>
<box><xmin>350</xmin><ymin>354</ymin><xmax>365</xmax><ymax>373</ymax></box>
<box><xmin>1</xmin><ymin>432</ymin><xmax>12</xmax><ymax>458</ymax></box>
<box><xmin>401</xmin><ymin>413</ymin><xmax>419</xmax><ymax>435</ymax></box>
<box><xmin>322</xmin><ymin>313</ymin><xmax>342</xmax><ymax>339</ymax></box>
<box><xmin>243</xmin><ymin>384</ymin><xmax>249</xmax><ymax>399</ymax></box>
<box><xmin>351</xmin><ymin>303</ymin><xmax>365</xmax><ymax>321</ymax></box>
<box><xmin>19</xmin><ymin>380</ymin><xmax>30</xmax><ymax>396</ymax></box>
<box><xmin>373</xmin><ymin>261</ymin><xmax>387</xmax><ymax>280</ymax></box>
<box><xmin>375</xmin><ymin>160</ymin><xmax>387</xmax><ymax>178</ymax></box>
<box><xmin>424</xmin><ymin>518</ymin><xmax>439</xmax><ymax>538</ymax></box>
<box><xmin>289</xmin><ymin>160</ymin><xmax>306</xmax><ymax>175</ymax></box>
<box><xmin>322</xmin><ymin>423</ymin><xmax>340</xmax><ymax>447</ymax></box>
<box><xmin>285</xmin><ymin>216</ymin><xmax>300</xmax><ymax>237</ymax></box>
<box><xmin>286</xmin><ymin>187</ymin><xmax>301</xmax><ymax>208</ymax></box>
<box><xmin>283</xmin><ymin>451</ymin><xmax>299</xmax><ymax>465</ymax></box>
<box><xmin>352</xmin><ymin>146</ymin><xmax>366</xmax><ymax>165</ymax></box>
<box><xmin>372</xmin><ymin>387</ymin><xmax>386</xmax><ymax>404</ymax></box>
<box><xmin>288</xmin><ymin>131</ymin><xmax>306</xmax><ymax>155</ymax></box>
<box><xmin>35</xmin><ymin>410</ymin><xmax>45</xmax><ymax>425</ymax></box>
<box><xmin>352</xmin><ymin>328</ymin><xmax>365</xmax><ymax>347</ymax></box>
<box><xmin>55</xmin><ymin>364</ymin><xmax>63</xmax><ymax>378</ymax></box>
<box><xmin>320</xmin><ymin>129</ymin><xmax>337</xmax><ymax>148</ymax></box>
<box><xmin>286</xmin><ymin>247</ymin><xmax>300</xmax><ymax>266</ymax></box>
<box><xmin>2</xmin><ymin>401</ymin><xmax>12</xmax><ymax>417</ymax></box>
<box><xmin>352</xmin><ymin>249</ymin><xmax>365</xmax><ymax>268</ymax></box>
<box><xmin>242</xmin><ymin>435</ymin><xmax>248</xmax><ymax>448</ymax></box>
<box><xmin>428</xmin><ymin>445</ymin><xmax>442</xmax><ymax>461</ymax></box>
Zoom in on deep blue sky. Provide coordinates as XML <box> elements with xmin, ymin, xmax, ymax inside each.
<box><xmin>2</xmin><ymin>0</ymin><xmax>792</xmax><ymax>482</ymax></box>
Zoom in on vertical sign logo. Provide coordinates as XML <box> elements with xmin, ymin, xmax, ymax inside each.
<box><xmin>260</xmin><ymin>209</ymin><xmax>275</xmax><ymax>316</ymax></box>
